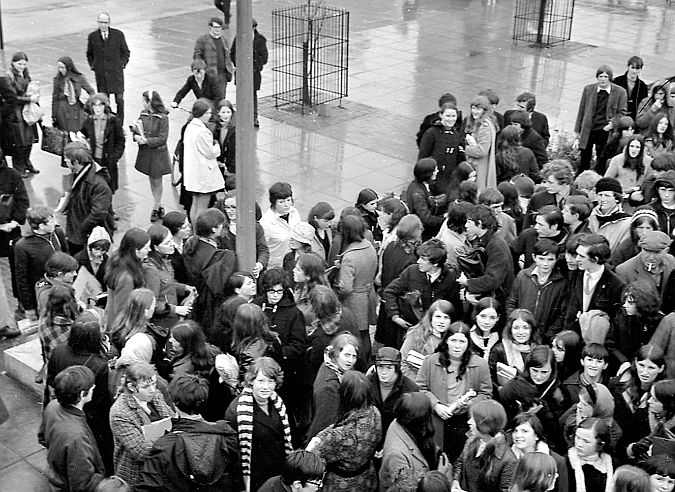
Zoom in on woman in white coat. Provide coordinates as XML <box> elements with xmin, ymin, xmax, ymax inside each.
<box><xmin>259</xmin><ymin>182</ymin><xmax>302</xmax><ymax>269</ymax></box>
<box><xmin>183</xmin><ymin>98</ymin><xmax>224</xmax><ymax>225</ymax></box>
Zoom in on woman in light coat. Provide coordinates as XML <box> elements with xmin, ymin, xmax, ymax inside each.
<box><xmin>464</xmin><ymin>95</ymin><xmax>497</xmax><ymax>190</ymax></box>
<box><xmin>416</xmin><ymin>321</ymin><xmax>493</xmax><ymax>462</ymax></box>
<box><xmin>182</xmin><ymin>98</ymin><xmax>224</xmax><ymax>225</ymax></box>
<box><xmin>337</xmin><ymin>215</ymin><xmax>378</xmax><ymax>359</ymax></box>
<box><xmin>259</xmin><ymin>182</ymin><xmax>302</xmax><ymax>269</ymax></box>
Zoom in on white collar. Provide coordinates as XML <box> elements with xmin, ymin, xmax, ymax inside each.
<box><xmin>597</xmin><ymin>84</ymin><xmax>612</xmax><ymax>94</ymax></box>
<box><xmin>584</xmin><ymin>266</ymin><xmax>604</xmax><ymax>281</ymax></box>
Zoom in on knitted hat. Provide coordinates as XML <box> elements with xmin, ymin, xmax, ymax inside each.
<box><xmin>638</xmin><ymin>230</ymin><xmax>672</xmax><ymax>251</ymax></box>
<box><xmin>191</xmin><ymin>99</ymin><xmax>211</xmax><ymax>118</ymax></box>
<box><xmin>655</xmin><ymin>170</ymin><xmax>675</xmax><ymax>190</ymax></box>
<box><xmin>290</xmin><ymin>222</ymin><xmax>315</xmax><ymax>245</ymax></box>
<box><xmin>374</xmin><ymin>347</ymin><xmax>402</xmax><ymax>366</ymax></box>
<box><xmin>511</xmin><ymin>174</ymin><xmax>536</xmax><ymax>198</ymax></box>
<box><xmin>631</xmin><ymin>208</ymin><xmax>659</xmax><ymax>226</ymax></box>
<box><xmin>594</xmin><ymin>177</ymin><xmax>622</xmax><ymax>194</ymax></box>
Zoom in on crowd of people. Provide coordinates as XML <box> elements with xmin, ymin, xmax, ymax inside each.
<box><xmin>1</xmin><ymin>6</ymin><xmax>675</xmax><ymax>492</ymax></box>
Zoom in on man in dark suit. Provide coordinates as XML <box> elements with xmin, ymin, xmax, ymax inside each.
<box><xmin>86</xmin><ymin>13</ymin><xmax>130</xmax><ymax>123</ymax></box>
<box><xmin>504</xmin><ymin>91</ymin><xmax>551</xmax><ymax>146</ymax></box>
<box><xmin>230</xmin><ymin>18</ymin><xmax>269</xmax><ymax>127</ymax></box>
<box><xmin>574</xmin><ymin>65</ymin><xmax>628</xmax><ymax>174</ymax></box>
<box><xmin>613</xmin><ymin>56</ymin><xmax>649</xmax><ymax>122</ymax></box>
<box><xmin>564</xmin><ymin>233</ymin><xmax>625</xmax><ymax>330</ymax></box>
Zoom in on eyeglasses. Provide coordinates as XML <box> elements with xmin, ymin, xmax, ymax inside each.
<box><xmin>223</xmin><ymin>205</ymin><xmax>236</xmax><ymax>210</ymax></box>
<box><xmin>267</xmin><ymin>288</ymin><xmax>284</xmax><ymax>294</ymax></box>
<box><xmin>193</xmin><ymin>69</ymin><xmax>205</xmax><ymax>73</ymax></box>
<box><xmin>137</xmin><ymin>379</ymin><xmax>157</xmax><ymax>390</ymax></box>
<box><xmin>305</xmin><ymin>478</ymin><xmax>324</xmax><ymax>488</ymax></box>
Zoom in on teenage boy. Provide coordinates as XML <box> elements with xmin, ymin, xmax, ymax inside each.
<box><xmin>613</xmin><ymin>55</ymin><xmax>649</xmax><ymax>122</ymax></box>
<box><xmin>257</xmin><ymin>450</ymin><xmax>326</xmax><ymax>492</ymax></box>
<box><xmin>588</xmin><ymin>177</ymin><xmax>631</xmax><ymax>249</ymax></box>
<box><xmin>511</xmin><ymin>205</ymin><xmax>567</xmax><ymax>270</ymax></box>
<box><xmin>650</xmin><ymin>170</ymin><xmax>675</xmax><ymax>241</ymax></box>
<box><xmin>564</xmin><ymin>233</ymin><xmax>625</xmax><ymax>330</ymax></box>
<box><xmin>506</xmin><ymin>239</ymin><xmax>567</xmax><ymax>342</ymax></box>
<box><xmin>41</xmin><ymin>365</ymin><xmax>105</xmax><ymax>491</ymax></box>
<box><xmin>383</xmin><ymin>238</ymin><xmax>463</xmax><ymax>345</ymax></box>
<box><xmin>14</xmin><ymin>206</ymin><xmax>68</xmax><ymax>321</ymax></box>
<box><xmin>561</xmin><ymin>343</ymin><xmax>609</xmax><ymax>406</ymax></box>
<box><xmin>562</xmin><ymin>195</ymin><xmax>593</xmax><ymax>235</ymax></box>
<box><xmin>457</xmin><ymin>204</ymin><xmax>514</xmax><ymax>305</ymax></box>
<box><xmin>137</xmin><ymin>373</ymin><xmax>243</xmax><ymax>491</ymax></box>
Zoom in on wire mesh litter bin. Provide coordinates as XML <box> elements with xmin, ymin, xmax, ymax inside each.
<box><xmin>271</xmin><ymin>2</ymin><xmax>349</xmax><ymax>113</ymax></box>
<box><xmin>512</xmin><ymin>0</ymin><xmax>575</xmax><ymax>47</ymax></box>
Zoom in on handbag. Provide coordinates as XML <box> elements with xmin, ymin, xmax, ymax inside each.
<box><xmin>40</xmin><ymin>124</ymin><xmax>69</xmax><ymax>156</ymax></box>
<box><xmin>456</xmin><ymin>245</ymin><xmax>486</xmax><ymax>278</ymax></box>
<box><xmin>171</xmin><ymin>138</ymin><xmax>184</xmax><ymax>186</ymax></box>
<box><xmin>325</xmin><ymin>255</ymin><xmax>342</xmax><ymax>288</ymax></box>
<box><xmin>22</xmin><ymin>102</ymin><xmax>45</xmax><ymax>125</ymax></box>
<box><xmin>0</xmin><ymin>194</ymin><xmax>15</xmax><ymax>224</ymax></box>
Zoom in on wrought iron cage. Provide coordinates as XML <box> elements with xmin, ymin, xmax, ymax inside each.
<box><xmin>513</xmin><ymin>0</ymin><xmax>575</xmax><ymax>47</ymax></box>
<box><xmin>271</xmin><ymin>3</ymin><xmax>349</xmax><ymax>112</ymax></box>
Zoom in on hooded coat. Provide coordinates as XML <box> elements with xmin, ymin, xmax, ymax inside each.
<box><xmin>183</xmin><ymin>236</ymin><xmax>237</xmax><ymax>334</ymax></box>
<box><xmin>136</xmin><ymin>418</ymin><xmax>243</xmax><ymax>492</ymax></box>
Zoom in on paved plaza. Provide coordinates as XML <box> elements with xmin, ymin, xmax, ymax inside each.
<box><xmin>0</xmin><ymin>0</ymin><xmax>673</xmax><ymax>486</ymax></box>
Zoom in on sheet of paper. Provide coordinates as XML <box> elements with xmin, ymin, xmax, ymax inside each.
<box><xmin>142</xmin><ymin>417</ymin><xmax>172</xmax><ymax>442</ymax></box>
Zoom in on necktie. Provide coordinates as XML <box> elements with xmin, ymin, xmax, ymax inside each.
<box><xmin>427</xmin><ymin>273</ymin><xmax>432</xmax><ymax>283</ymax></box>
<box><xmin>103</xmin><ymin>32</ymin><xmax>108</xmax><ymax>41</ymax></box>
<box><xmin>583</xmin><ymin>272</ymin><xmax>593</xmax><ymax>296</ymax></box>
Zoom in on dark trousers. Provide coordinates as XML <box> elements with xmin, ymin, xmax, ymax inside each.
<box><xmin>579</xmin><ymin>129</ymin><xmax>609</xmax><ymax>173</ymax></box>
<box><xmin>215</xmin><ymin>0</ymin><xmax>232</xmax><ymax>24</ymax></box>
<box><xmin>102</xmin><ymin>91</ymin><xmax>125</xmax><ymax>124</ymax></box>
<box><xmin>11</xmin><ymin>145</ymin><xmax>35</xmax><ymax>173</ymax></box>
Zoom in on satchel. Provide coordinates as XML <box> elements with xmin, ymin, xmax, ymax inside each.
<box><xmin>325</xmin><ymin>255</ymin><xmax>342</xmax><ymax>288</ymax></box>
<box><xmin>40</xmin><ymin>125</ymin><xmax>69</xmax><ymax>156</ymax></box>
<box><xmin>429</xmin><ymin>193</ymin><xmax>448</xmax><ymax>216</ymax></box>
<box><xmin>0</xmin><ymin>194</ymin><xmax>15</xmax><ymax>224</ymax></box>
<box><xmin>456</xmin><ymin>245</ymin><xmax>486</xmax><ymax>279</ymax></box>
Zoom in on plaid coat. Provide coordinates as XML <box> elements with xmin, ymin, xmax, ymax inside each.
<box><xmin>110</xmin><ymin>391</ymin><xmax>171</xmax><ymax>490</ymax></box>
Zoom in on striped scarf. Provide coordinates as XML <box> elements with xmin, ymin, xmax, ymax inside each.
<box><xmin>236</xmin><ymin>386</ymin><xmax>293</xmax><ymax>477</ymax></box>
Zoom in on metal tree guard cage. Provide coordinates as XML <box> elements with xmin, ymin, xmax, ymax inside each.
<box><xmin>512</xmin><ymin>0</ymin><xmax>575</xmax><ymax>47</ymax></box>
<box><xmin>271</xmin><ymin>3</ymin><xmax>349</xmax><ymax>112</ymax></box>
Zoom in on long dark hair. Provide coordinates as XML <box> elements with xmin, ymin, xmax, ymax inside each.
<box><xmin>104</xmin><ymin>228</ymin><xmax>149</xmax><ymax>290</ymax></box>
<box><xmin>231</xmin><ymin>303</ymin><xmax>278</xmax><ymax>354</ymax></box>
<box><xmin>497</xmin><ymin>126</ymin><xmax>522</xmax><ymax>173</ymax></box>
<box><xmin>622</xmin><ymin>135</ymin><xmax>647</xmax><ymax>178</ymax></box>
<box><xmin>396</xmin><ymin>392</ymin><xmax>439</xmax><ymax>471</ymax></box>
<box><xmin>55</xmin><ymin>56</ymin><xmax>82</xmax><ymax>79</ymax></box>
<box><xmin>436</xmin><ymin>322</ymin><xmax>472</xmax><ymax>378</ymax></box>
<box><xmin>470</xmin><ymin>400</ymin><xmax>508</xmax><ymax>467</ymax></box>
<box><xmin>336</xmin><ymin>370</ymin><xmax>371</xmax><ymax>424</ymax></box>
<box><xmin>171</xmin><ymin>321</ymin><xmax>214</xmax><ymax>374</ymax></box>
<box><xmin>143</xmin><ymin>89</ymin><xmax>169</xmax><ymax>114</ymax></box>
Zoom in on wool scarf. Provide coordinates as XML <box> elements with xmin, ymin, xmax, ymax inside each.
<box><xmin>567</xmin><ymin>448</ymin><xmax>613</xmax><ymax>492</ymax></box>
<box><xmin>236</xmin><ymin>387</ymin><xmax>293</xmax><ymax>478</ymax></box>
<box><xmin>502</xmin><ymin>339</ymin><xmax>531</xmax><ymax>373</ymax></box>
<box><xmin>324</xmin><ymin>358</ymin><xmax>345</xmax><ymax>382</ymax></box>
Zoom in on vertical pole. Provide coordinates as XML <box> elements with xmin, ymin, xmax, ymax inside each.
<box><xmin>235</xmin><ymin>0</ymin><xmax>256</xmax><ymax>272</ymax></box>
<box><xmin>0</xmin><ymin>1</ymin><xmax>4</xmax><ymax>50</ymax></box>
<box><xmin>536</xmin><ymin>0</ymin><xmax>547</xmax><ymax>45</ymax></box>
